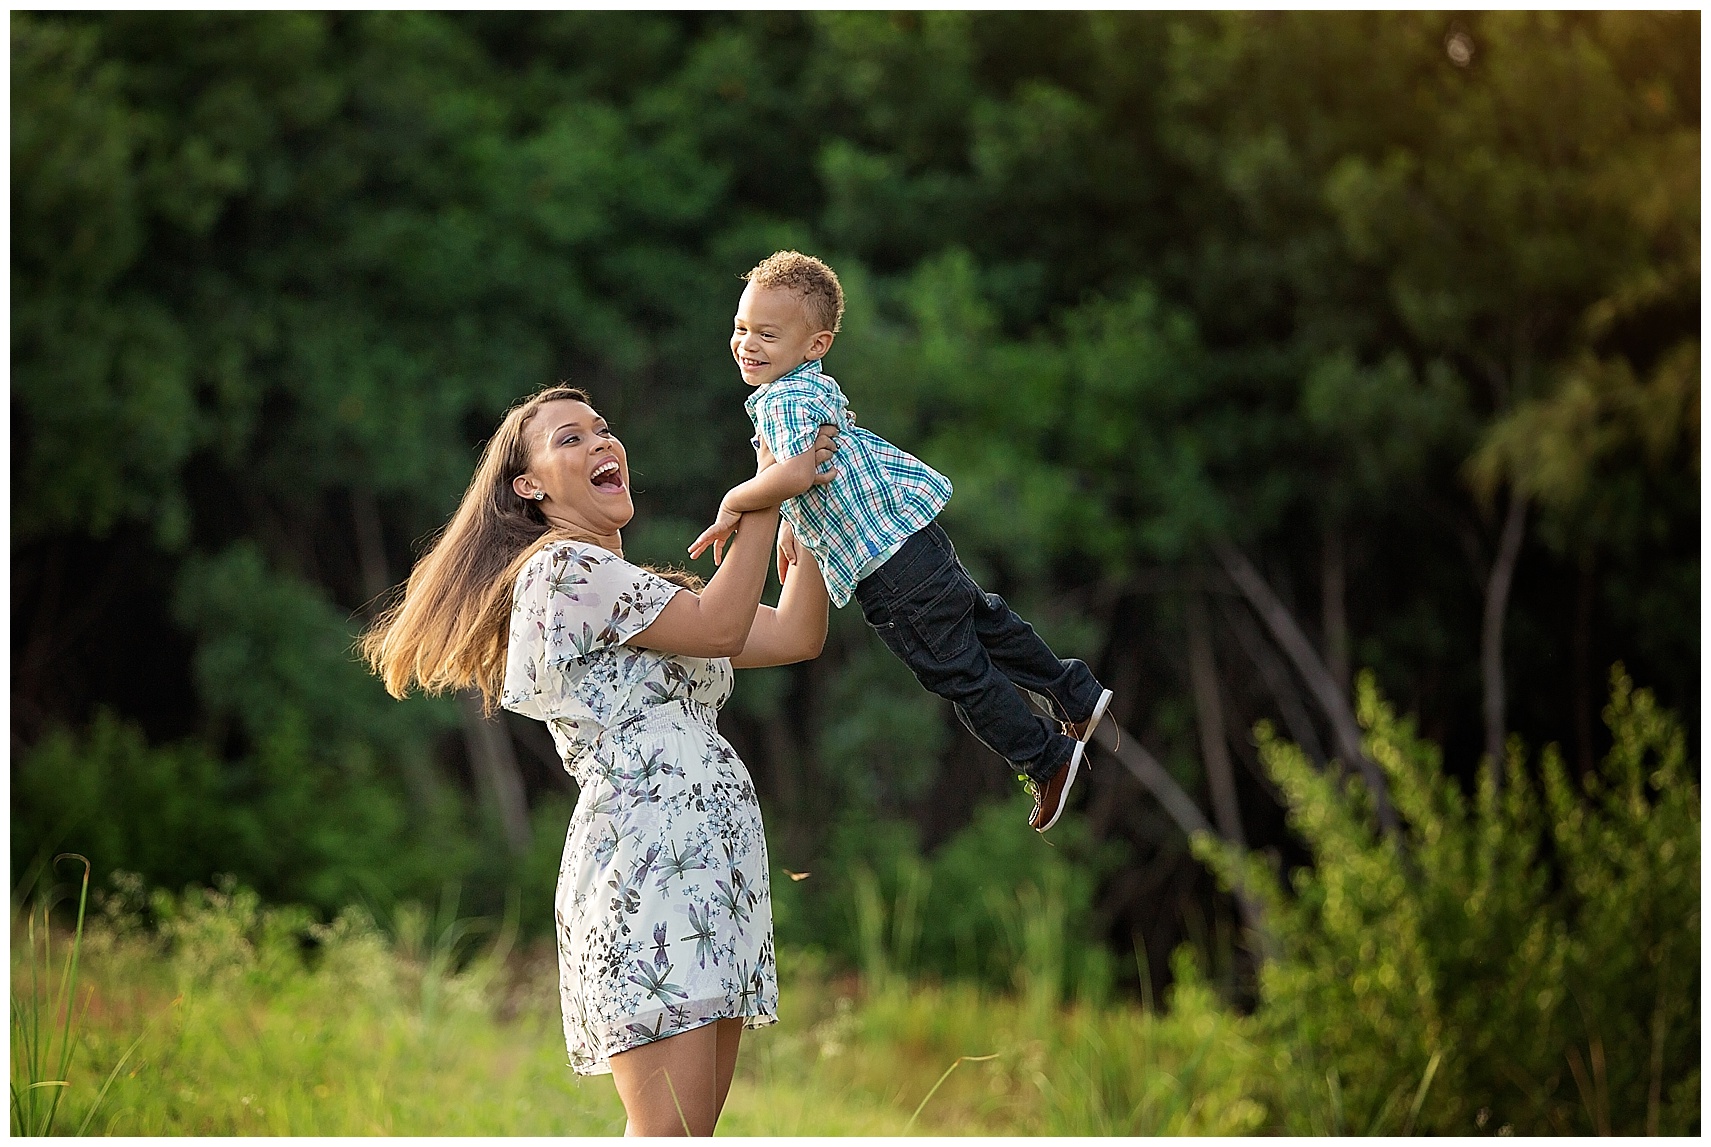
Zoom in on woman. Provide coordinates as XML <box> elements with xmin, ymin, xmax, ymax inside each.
<box><xmin>364</xmin><ymin>385</ymin><xmax>836</xmax><ymax>1135</ymax></box>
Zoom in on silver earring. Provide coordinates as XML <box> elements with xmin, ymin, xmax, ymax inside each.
<box><xmin>532</xmin><ymin>491</ymin><xmax>545</xmax><ymax>501</ymax></box>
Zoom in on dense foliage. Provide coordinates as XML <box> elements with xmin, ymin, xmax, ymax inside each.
<box><xmin>12</xmin><ymin>11</ymin><xmax>1698</xmax><ymax>1010</ymax></box>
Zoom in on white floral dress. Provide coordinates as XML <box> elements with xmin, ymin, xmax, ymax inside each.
<box><xmin>500</xmin><ymin>539</ymin><xmax>777</xmax><ymax>1075</ymax></box>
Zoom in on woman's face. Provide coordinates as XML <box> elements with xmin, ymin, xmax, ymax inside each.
<box><xmin>513</xmin><ymin>399</ymin><xmax>634</xmax><ymax>536</ymax></box>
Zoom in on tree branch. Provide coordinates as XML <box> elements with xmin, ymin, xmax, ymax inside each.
<box><xmin>1481</xmin><ymin>491</ymin><xmax>1527</xmax><ymax>775</ymax></box>
<box><xmin>1218</xmin><ymin>593</ymin><xmax>1328</xmax><ymax>768</ymax></box>
<box><xmin>1186</xmin><ymin>592</ymin><xmax>1246</xmax><ymax>849</ymax></box>
<box><xmin>1090</xmin><ymin>719</ymin><xmax>1213</xmax><ymax>839</ymax></box>
<box><xmin>459</xmin><ymin>691</ymin><xmax>533</xmax><ymax>857</ymax></box>
<box><xmin>1213</xmin><ymin>541</ymin><xmax>1398</xmax><ymax>835</ymax></box>
<box><xmin>1184</xmin><ymin>590</ymin><xmax>1268</xmax><ymax>945</ymax></box>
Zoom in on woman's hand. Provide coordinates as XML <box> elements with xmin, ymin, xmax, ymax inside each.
<box><xmin>777</xmin><ymin>520</ymin><xmax>800</xmax><ymax>584</ymax></box>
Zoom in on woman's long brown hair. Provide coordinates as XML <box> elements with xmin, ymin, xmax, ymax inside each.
<box><xmin>360</xmin><ymin>386</ymin><xmax>601</xmax><ymax>711</ymax></box>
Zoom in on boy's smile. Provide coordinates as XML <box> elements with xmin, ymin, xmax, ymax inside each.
<box><xmin>731</xmin><ymin>282</ymin><xmax>834</xmax><ymax>388</ymax></box>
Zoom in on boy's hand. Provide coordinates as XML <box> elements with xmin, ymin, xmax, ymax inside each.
<box><xmin>777</xmin><ymin>520</ymin><xmax>800</xmax><ymax>584</ymax></box>
<box><xmin>775</xmin><ymin>425</ymin><xmax>841</xmax><ymax>497</ymax></box>
<box><xmin>689</xmin><ymin>506</ymin><xmax>742</xmax><ymax>565</ymax></box>
<box><xmin>756</xmin><ymin>423</ymin><xmax>839</xmax><ymax>478</ymax></box>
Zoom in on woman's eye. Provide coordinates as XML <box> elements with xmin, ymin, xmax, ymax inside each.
<box><xmin>562</xmin><ymin>435</ymin><xmax>578</xmax><ymax>446</ymax></box>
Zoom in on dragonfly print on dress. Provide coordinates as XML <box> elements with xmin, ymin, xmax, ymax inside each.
<box><xmin>678</xmin><ymin>900</ymin><xmax>720</xmax><ymax>970</ymax></box>
<box><xmin>657</xmin><ymin>838</ymin><xmax>708</xmax><ymax>891</ymax></box>
<box><xmin>651</xmin><ymin>922</ymin><xmax>670</xmax><ymax>969</ymax></box>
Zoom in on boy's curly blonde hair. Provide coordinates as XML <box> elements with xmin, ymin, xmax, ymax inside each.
<box><xmin>742</xmin><ymin>250</ymin><xmax>844</xmax><ymax>334</ymax></box>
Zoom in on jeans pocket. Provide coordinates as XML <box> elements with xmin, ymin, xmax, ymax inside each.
<box><xmin>866</xmin><ymin>616</ymin><xmax>917</xmax><ymax>670</ymax></box>
<box><xmin>906</xmin><ymin>575</ymin><xmax>980</xmax><ymax>662</ymax></box>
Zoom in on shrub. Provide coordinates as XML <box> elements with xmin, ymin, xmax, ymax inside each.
<box><xmin>13</xmin><ymin>714</ymin><xmax>241</xmax><ymax>899</ymax></box>
<box><xmin>11</xmin><ymin>542</ymin><xmax>519</xmax><ymax>918</ymax></box>
<box><xmin>11</xmin><ymin>710</ymin><xmax>486</xmax><ymax>916</ymax></box>
<box><xmin>776</xmin><ymin>793</ymin><xmax>1122</xmax><ymax>1000</ymax></box>
<box><xmin>1199</xmin><ymin>667</ymin><xmax>1699</xmax><ymax>1135</ymax></box>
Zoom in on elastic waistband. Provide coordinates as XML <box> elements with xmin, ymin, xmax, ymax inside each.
<box><xmin>563</xmin><ymin>697</ymin><xmax>722</xmax><ymax>786</ymax></box>
<box><xmin>594</xmin><ymin>697</ymin><xmax>720</xmax><ymax>743</ymax></box>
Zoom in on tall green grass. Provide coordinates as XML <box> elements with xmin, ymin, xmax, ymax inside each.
<box><xmin>12</xmin><ymin>871</ymin><xmax>1276</xmax><ymax>1136</ymax></box>
<box><xmin>13</xmin><ymin>877</ymin><xmax>624</xmax><ymax>1136</ymax></box>
<box><xmin>9</xmin><ymin>854</ymin><xmax>150</xmax><ymax>1137</ymax></box>
<box><xmin>12</xmin><ymin>855</ymin><xmax>92</xmax><ymax>1136</ymax></box>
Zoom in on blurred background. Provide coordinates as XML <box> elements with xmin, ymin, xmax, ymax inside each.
<box><xmin>10</xmin><ymin>12</ymin><xmax>1700</xmax><ymax>1132</ymax></box>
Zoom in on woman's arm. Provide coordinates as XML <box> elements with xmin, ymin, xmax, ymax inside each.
<box><xmin>731</xmin><ymin>532</ymin><xmax>829</xmax><ymax>668</ymax></box>
<box><xmin>629</xmin><ymin>506</ymin><xmax>780</xmax><ymax>659</ymax></box>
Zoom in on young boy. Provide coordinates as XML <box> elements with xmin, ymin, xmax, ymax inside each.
<box><xmin>690</xmin><ymin>251</ymin><xmax>1113</xmax><ymax>832</ymax></box>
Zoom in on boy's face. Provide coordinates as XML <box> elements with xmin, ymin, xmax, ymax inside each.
<box><xmin>731</xmin><ymin>282</ymin><xmax>834</xmax><ymax>387</ymax></box>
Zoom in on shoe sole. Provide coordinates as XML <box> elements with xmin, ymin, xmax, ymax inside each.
<box><xmin>1078</xmin><ymin>688</ymin><xmax>1114</xmax><ymax>746</ymax></box>
<box><xmin>1034</xmin><ymin>690</ymin><xmax>1113</xmax><ymax>833</ymax></box>
<box><xmin>1034</xmin><ymin>739</ymin><xmax>1084</xmax><ymax>834</ymax></box>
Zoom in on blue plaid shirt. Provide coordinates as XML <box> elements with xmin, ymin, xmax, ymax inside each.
<box><xmin>745</xmin><ymin>360</ymin><xmax>952</xmax><ymax>607</ymax></box>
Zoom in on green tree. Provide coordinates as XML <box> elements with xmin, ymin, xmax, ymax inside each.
<box><xmin>11</xmin><ymin>14</ymin><xmax>1698</xmax><ymax>996</ymax></box>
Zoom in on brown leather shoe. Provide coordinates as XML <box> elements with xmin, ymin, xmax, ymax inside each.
<box><xmin>1027</xmin><ymin>740</ymin><xmax>1085</xmax><ymax>833</ymax></box>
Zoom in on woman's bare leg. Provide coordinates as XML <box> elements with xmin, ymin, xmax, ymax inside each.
<box><xmin>713</xmin><ymin>1017</ymin><xmax>745</xmax><ymax>1117</ymax></box>
<box><xmin>609</xmin><ymin>1022</ymin><xmax>721</xmax><ymax>1136</ymax></box>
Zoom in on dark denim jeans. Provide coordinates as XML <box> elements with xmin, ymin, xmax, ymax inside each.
<box><xmin>853</xmin><ymin>523</ymin><xmax>1106</xmax><ymax>784</ymax></box>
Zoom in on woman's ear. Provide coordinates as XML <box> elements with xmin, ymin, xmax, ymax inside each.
<box><xmin>512</xmin><ymin>474</ymin><xmax>537</xmax><ymax>501</ymax></box>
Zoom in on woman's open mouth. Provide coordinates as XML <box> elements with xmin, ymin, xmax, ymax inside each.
<box><xmin>590</xmin><ymin>458</ymin><xmax>626</xmax><ymax>493</ymax></box>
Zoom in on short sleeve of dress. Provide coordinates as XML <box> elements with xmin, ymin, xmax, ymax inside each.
<box><xmin>753</xmin><ymin>384</ymin><xmax>843</xmax><ymax>463</ymax></box>
<box><xmin>501</xmin><ymin>542</ymin><xmax>682</xmax><ymax>717</ymax></box>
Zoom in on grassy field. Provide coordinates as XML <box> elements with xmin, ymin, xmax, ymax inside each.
<box><xmin>17</xmin><ymin>681</ymin><xmax>1695</xmax><ymax>1137</ymax></box>
<box><xmin>13</xmin><ymin>881</ymin><xmax>1271</xmax><ymax>1136</ymax></box>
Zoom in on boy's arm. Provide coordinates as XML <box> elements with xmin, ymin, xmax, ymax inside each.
<box><xmin>688</xmin><ymin>424</ymin><xmax>839</xmax><ymax>564</ymax></box>
<box><xmin>724</xmin><ymin>387</ymin><xmax>844</xmax><ymax>512</ymax></box>
<box><xmin>719</xmin><ymin>444</ymin><xmax>834</xmax><ymax>514</ymax></box>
